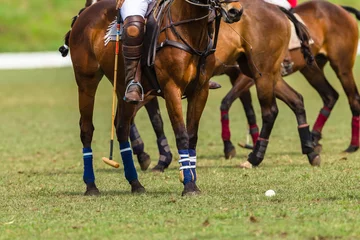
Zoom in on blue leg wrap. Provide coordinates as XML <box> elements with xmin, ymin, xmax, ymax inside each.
<box><xmin>178</xmin><ymin>149</ymin><xmax>193</xmax><ymax>185</ymax></box>
<box><xmin>189</xmin><ymin>149</ymin><xmax>197</xmax><ymax>182</ymax></box>
<box><xmin>83</xmin><ymin>148</ymin><xmax>95</xmax><ymax>184</ymax></box>
<box><xmin>120</xmin><ymin>141</ymin><xmax>138</xmax><ymax>183</ymax></box>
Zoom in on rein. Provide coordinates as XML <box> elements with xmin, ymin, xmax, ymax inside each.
<box><xmin>158</xmin><ymin>0</ymin><xmax>233</xmax><ymax>57</ymax></box>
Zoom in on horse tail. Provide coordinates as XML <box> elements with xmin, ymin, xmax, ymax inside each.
<box><xmin>342</xmin><ymin>6</ymin><xmax>360</xmax><ymax>20</ymax></box>
<box><xmin>279</xmin><ymin>7</ymin><xmax>314</xmax><ymax>66</ymax></box>
<box><xmin>59</xmin><ymin>8</ymin><xmax>86</xmax><ymax>57</ymax></box>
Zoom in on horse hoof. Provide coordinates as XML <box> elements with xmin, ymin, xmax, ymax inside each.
<box><xmin>238</xmin><ymin>142</ymin><xmax>254</xmax><ymax>150</ymax></box>
<box><xmin>314</xmin><ymin>144</ymin><xmax>322</xmax><ymax>154</ymax></box>
<box><xmin>84</xmin><ymin>183</ymin><xmax>100</xmax><ymax>196</ymax></box>
<box><xmin>238</xmin><ymin>161</ymin><xmax>253</xmax><ymax>169</ymax></box>
<box><xmin>130</xmin><ymin>179</ymin><xmax>146</xmax><ymax>194</ymax></box>
<box><xmin>308</xmin><ymin>152</ymin><xmax>321</xmax><ymax>167</ymax></box>
<box><xmin>224</xmin><ymin>141</ymin><xmax>236</xmax><ymax>159</ymax></box>
<box><xmin>152</xmin><ymin>164</ymin><xmax>165</xmax><ymax>173</ymax></box>
<box><xmin>225</xmin><ymin>148</ymin><xmax>236</xmax><ymax>159</ymax></box>
<box><xmin>209</xmin><ymin>80</ymin><xmax>222</xmax><ymax>89</ymax></box>
<box><xmin>344</xmin><ymin>145</ymin><xmax>359</xmax><ymax>153</ymax></box>
<box><xmin>137</xmin><ymin>152</ymin><xmax>151</xmax><ymax>171</ymax></box>
<box><xmin>182</xmin><ymin>182</ymin><xmax>200</xmax><ymax>196</ymax></box>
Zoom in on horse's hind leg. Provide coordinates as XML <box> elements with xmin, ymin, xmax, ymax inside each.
<box><xmin>115</xmin><ymin>100</ymin><xmax>145</xmax><ymax>193</ymax></box>
<box><xmin>76</xmin><ymin>70</ymin><xmax>103</xmax><ymax>196</ymax></box>
<box><xmin>220</xmin><ymin>70</ymin><xmax>255</xmax><ymax>159</ymax></box>
<box><xmin>328</xmin><ymin>53</ymin><xmax>360</xmax><ymax>153</ymax></box>
<box><xmin>274</xmin><ymin>78</ymin><xmax>321</xmax><ymax>166</ymax></box>
<box><xmin>300</xmin><ymin>62</ymin><xmax>339</xmax><ymax>153</ymax></box>
<box><xmin>129</xmin><ymin>120</ymin><xmax>151</xmax><ymax>171</ymax></box>
<box><xmin>240</xmin><ymin>86</ymin><xmax>259</xmax><ymax>148</ymax></box>
<box><xmin>240</xmin><ymin>74</ymin><xmax>279</xmax><ymax>168</ymax></box>
<box><xmin>145</xmin><ymin>97</ymin><xmax>173</xmax><ymax>173</ymax></box>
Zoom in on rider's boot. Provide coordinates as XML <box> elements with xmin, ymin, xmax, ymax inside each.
<box><xmin>122</xmin><ymin>15</ymin><xmax>145</xmax><ymax>104</ymax></box>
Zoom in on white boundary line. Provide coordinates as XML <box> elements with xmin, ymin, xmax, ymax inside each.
<box><xmin>0</xmin><ymin>52</ymin><xmax>72</xmax><ymax>70</ymax></box>
<box><xmin>0</xmin><ymin>41</ymin><xmax>359</xmax><ymax>70</ymax></box>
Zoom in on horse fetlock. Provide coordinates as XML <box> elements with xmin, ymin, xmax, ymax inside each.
<box><xmin>247</xmin><ymin>140</ymin><xmax>268</xmax><ymax>166</ymax></box>
<box><xmin>84</xmin><ymin>182</ymin><xmax>100</xmax><ymax>196</ymax></box>
<box><xmin>311</xmin><ymin>130</ymin><xmax>322</xmax><ymax>144</ymax></box>
<box><xmin>137</xmin><ymin>152</ymin><xmax>151</xmax><ymax>171</ymax></box>
<box><xmin>298</xmin><ymin>126</ymin><xmax>315</xmax><ymax>154</ymax></box>
<box><xmin>224</xmin><ymin>140</ymin><xmax>236</xmax><ymax>159</ymax></box>
<box><xmin>182</xmin><ymin>182</ymin><xmax>200</xmax><ymax>196</ymax></box>
<box><xmin>130</xmin><ymin>179</ymin><xmax>146</xmax><ymax>194</ymax></box>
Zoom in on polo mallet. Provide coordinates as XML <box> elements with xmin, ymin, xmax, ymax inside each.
<box><xmin>238</xmin><ymin>125</ymin><xmax>254</xmax><ymax>150</ymax></box>
<box><xmin>102</xmin><ymin>12</ymin><xmax>122</xmax><ymax>169</ymax></box>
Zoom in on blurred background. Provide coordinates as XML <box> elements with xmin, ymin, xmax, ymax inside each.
<box><xmin>0</xmin><ymin>0</ymin><xmax>359</xmax><ymax>53</ymax></box>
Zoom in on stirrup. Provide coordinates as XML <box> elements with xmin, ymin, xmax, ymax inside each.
<box><xmin>123</xmin><ymin>80</ymin><xmax>144</xmax><ymax>102</ymax></box>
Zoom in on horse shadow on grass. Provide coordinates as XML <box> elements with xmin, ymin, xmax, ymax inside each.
<box><xmin>59</xmin><ymin>189</ymin><xmax>177</xmax><ymax>197</ymax></box>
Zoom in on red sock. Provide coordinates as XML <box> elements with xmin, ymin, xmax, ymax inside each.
<box><xmin>249</xmin><ymin>124</ymin><xmax>259</xmax><ymax>146</ymax></box>
<box><xmin>312</xmin><ymin>107</ymin><xmax>331</xmax><ymax>133</ymax></box>
<box><xmin>221</xmin><ymin>110</ymin><xmax>230</xmax><ymax>141</ymax></box>
<box><xmin>351</xmin><ymin>116</ymin><xmax>360</xmax><ymax>146</ymax></box>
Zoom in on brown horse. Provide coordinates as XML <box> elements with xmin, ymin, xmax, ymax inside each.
<box><xmin>68</xmin><ymin>0</ymin><xmax>242</xmax><ymax>195</ymax></box>
<box><xmin>122</xmin><ymin>0</ymin><xmax>321</xmax><ymax>170</ymax></box>
<box><xmin>219</xmin><ymin>1</ymin><xmax>360</xmax><ymax>160</ymax></box>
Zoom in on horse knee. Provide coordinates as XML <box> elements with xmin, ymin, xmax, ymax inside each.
<box><xmin>262</xmin><ymin>106</ymin><xmax>278</xmax><ymax>125</ymax></box>
<box><xmin>324</xmin><ymin>90</ymin><xmax>339</xmax><ymax>109</ymax></box>
<box><xmin>220</xmin><ymin>97</ymin><xmax>232</xmax><ymax>111</ymax></box>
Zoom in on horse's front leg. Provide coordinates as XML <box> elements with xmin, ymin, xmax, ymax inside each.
<box><xmin>76</xmin><ymin>71</ymin><xmax>102</xmax><ymax>196</ymax></box>
<box><xmin>115</xmin><ymin>99</ymin><xmax>145</xmax><ymax>193</ymax></box>
<box><xmin>163</xmin><ymin>84</ymin><xmax>197</xmax><ymax>196</ymax></box>
<box><xmin>186</xmin><ymin>82</ymin><xmax>210</xmax><ymax>194</ymax></box>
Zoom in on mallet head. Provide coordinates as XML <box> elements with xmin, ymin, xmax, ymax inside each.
<box><xmin>102</xmin><ymin>157</ymin><xmax>120</xmax><ymax>168</ymax></box>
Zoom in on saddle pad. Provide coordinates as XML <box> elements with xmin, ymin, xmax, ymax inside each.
<box><xmin>288</xmin><ymin>13</ymin><xmax>314</xmax><ymax>50</ymax></box>
<box><xmin>104</xmin><ymin>18</ymin><xmax>123</xmax><ymax>46</ymax></box>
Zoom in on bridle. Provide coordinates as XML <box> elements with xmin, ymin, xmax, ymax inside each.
<box><xmin>158</xmin><ymin>0</ymin><xmax>240</xmax><ymax>58</ymax></box>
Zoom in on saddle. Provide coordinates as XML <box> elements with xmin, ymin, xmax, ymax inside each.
<box><xmin>288</xmin><ymin>14</ymin><xmax>314</xmax><ymax>50</ymax></box>
<box><xmin>104</xmin><ymin>0</ymin><xmax>219</xmax><ymax>95</ymax></box>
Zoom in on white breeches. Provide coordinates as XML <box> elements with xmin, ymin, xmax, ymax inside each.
<box><xmin>120</xmin><ymin>0</ymin><xmax>153</xmax><ymax>20</ymax></box>
<box><xmin>264</xmin><ymin>0</ymin><xmax>291</xmax><ymax>10</ymax></box>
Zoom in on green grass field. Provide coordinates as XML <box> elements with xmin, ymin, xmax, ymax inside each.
<box><xmin>1</xmin><ymin>59</ymin><xmax>360</xmax><ymax>239</ymax></box>
<box><xmin>0</xmin><ymin>0</ymin><xmax>359</xmax><ymax>52</ymax></box>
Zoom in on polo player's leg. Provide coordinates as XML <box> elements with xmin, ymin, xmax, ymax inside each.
<box><xmin>121</xmin><ymin>15</ymin><xmax>145</xmax><ymax>103</ymax></box>
<box><xmin>115</xmin><ymin>99</ymin><xmax>145</xmax><ymax>193</ymax></box>
<box><xmin>120</xmin><ymin>0</ymin><xmax>149</xmax><ymax>104</ymax></box>
<box><xmin>300</xmin><ymin>63</ymin><xmax>339</xmax><ymax>153</ymax></box>
<box><xmin>75</xmin><ymin>70</ymin><xmax>103</xmax><ymax>196</ymax></box>
<box><xmin>274</xmin><ymin>78</ymin><xmax>321</xmax><ymax>166</ymax></box>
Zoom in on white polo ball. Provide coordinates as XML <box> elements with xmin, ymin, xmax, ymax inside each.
<box><xmin>265</xmin><ymin>189</ymin><xmax>276</xmax><ymax>197</ymax></box>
